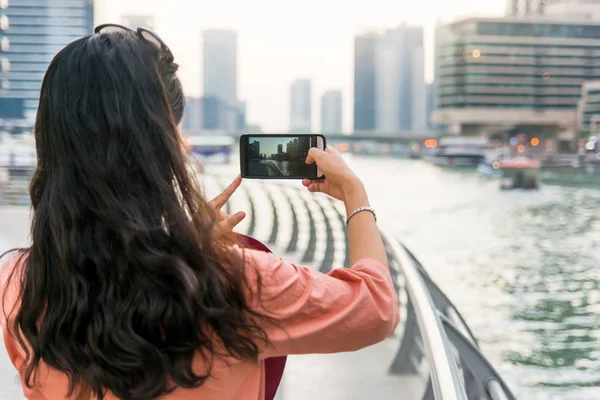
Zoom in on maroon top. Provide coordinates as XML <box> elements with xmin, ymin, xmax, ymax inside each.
<box><xmin>238</xmin><ymin>234</ymin><xmax>287</xmax><ymax>400</ymax></box>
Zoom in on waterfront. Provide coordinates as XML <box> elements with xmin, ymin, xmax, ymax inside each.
<box><xmin>1</xmin><ymin>156</ymin><xmax>599</xmax><ymax>399</ymax></box>
<box><xmin>204</xmin><ymin>156</ymin><xmax>600</xmax><ymax>400</ymax></box>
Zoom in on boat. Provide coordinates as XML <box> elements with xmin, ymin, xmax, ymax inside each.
<box><xmin>183</xmin><ymin>134</ymin><xmax>234</xmax><ymax>164</ymax></box>
<box><xmin>429</xmin><ymin>137</ymin><xmax>488</xmax><ymax>167</ymax></box>
<box><xmin>499</xmin><ymin>158</ymin><xmax>541</xmax><ymax>190</ymax></box>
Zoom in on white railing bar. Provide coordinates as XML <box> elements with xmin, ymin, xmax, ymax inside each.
<box><xmin>381</xmin><ymin>231</ymin><xmax>467</xmax><ymax>400</ymax></box>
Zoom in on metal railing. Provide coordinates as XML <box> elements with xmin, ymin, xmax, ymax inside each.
<box><xmin>383</xmin><ymin>232</ymin><xmax>517</xmax><ymax>400</ymax></box>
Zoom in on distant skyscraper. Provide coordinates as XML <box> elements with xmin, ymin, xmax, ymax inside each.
<box><xmin>290</xmin><ymin>79</ymin><xmax>312</xmax><ymax>132</ymax></box>
<box><xmin>320</xmin><ymin>90</ymin><xmax>342</xmax><ymax>133</ymax></box>
<box><xmin>353</xmin><ymin>32</ymin><xmax>378</xmax><ymax>132</ymax></box>
<box><xmin>426</xmin><ymin>83</ymin><xmax>437</xmax><ymax>130</ymax></box>
<box><xmin>121</xmin><ymin>15</ymin><xmax>156</xmax><ymax>30</ymax></box>
<box><xmin>0</xmin><ymin>0</ymin><xmax>94</xmax><ymax>123</ymax></box>
<box><xmin>354</xmin><ymin>26</ymin><xmax>427</xmax><ymax>133</ymax></box>
<box><xmin>376</xmin><ymin>25</ymin><xmax>427</xmax><ymax>133</ymax></box>
<box><xmin>507</xmin><ymin>0</ymin><xmax>545</xmax><ymax>16</ymax></box>
<box><xmin>203</xmin><ymin>30</ymin><xmax>237</xmax><ymax>106</ymax></box>
<box><xmin>202</xmin><ymin>29</ymin><xmax>240</xmax><ymax>131</ymax></box>
<box><xmin>182</xmin><ymin>97</ymin><xmax>202</xmax><ymax>131</ymax></box>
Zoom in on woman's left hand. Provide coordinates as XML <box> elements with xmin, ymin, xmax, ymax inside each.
<box><xmin>208</xmin><ymin>175</ymin><xmax>246</xmax><ymax>233</ymax></box>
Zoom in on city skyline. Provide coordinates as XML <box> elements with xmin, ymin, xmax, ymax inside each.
<box><xmin>94</xmin><ymin>0</ymin><xmax>506</xmax><ymax>132</ymax></box>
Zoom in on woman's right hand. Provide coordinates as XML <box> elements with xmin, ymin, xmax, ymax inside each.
<box><xmin>302</xmin><ymin>146</ymin><xmax>364</xmax><ymax>202</ymax></box>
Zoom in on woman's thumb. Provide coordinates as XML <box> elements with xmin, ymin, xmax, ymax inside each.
<box><xmin>306</xmin><ymin>147</ymin><xmax>324</xmax><ymax>164</ymax></box>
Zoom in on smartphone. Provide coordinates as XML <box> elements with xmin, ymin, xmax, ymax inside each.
<box><xmin>240</xmin><ymin>134</ymin><xmax>326</xmax><ymax>179</ymax></box>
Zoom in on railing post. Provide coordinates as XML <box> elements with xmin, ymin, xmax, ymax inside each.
<box><xmin>389</xmin><ymin>300</ymin><xmax>422</xmax><ymax>374</ymax></box>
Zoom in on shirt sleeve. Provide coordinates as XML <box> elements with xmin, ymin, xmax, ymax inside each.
<box><xmin>242</xmin><ymin>249</ymin><xmax>400</xmax><ymax>359</ymax></box>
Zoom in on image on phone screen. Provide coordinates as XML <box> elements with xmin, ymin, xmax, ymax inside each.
<box><xmin>240</xmin><ymin>134</ymin><xmax>325</xmax><ymax>179</ymax></box>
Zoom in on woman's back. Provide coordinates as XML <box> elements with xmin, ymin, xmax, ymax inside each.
<box><xmin>0</xmin><ymin>24</ymin><xmax>399</xmax><ymax>400</ymax></box>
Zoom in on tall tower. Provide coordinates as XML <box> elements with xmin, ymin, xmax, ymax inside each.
<box><xmin>203</xmin><ymin>29</ymin><xmax>237</xmax><ymax>106</ymax></box>
<box><xmin>289</xmin><ymin>79</ymin><xmax>312</xmax><ymax>132</ymax></box>
<box><xmin>353</xmin><ymin>32</ymin><xmax>378</xmax><ymax>132</ymax></box>
<box><xmin>320</xmin><ymin>90</ymin><xmax>342</xmax><ymax>133</ymax></box>
<box><xmin>507</xmin><ymin>0</ymin><xmax>545</xmax><ymax>16</ymax></box>
<box><xmin>0</xmin><ymin>0</ymin><xmax>94</xmax><ymax>123</ymax></box>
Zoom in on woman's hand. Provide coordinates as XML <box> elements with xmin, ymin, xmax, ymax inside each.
<box><xmin>208</xmin><ymin>175</ymin><xmax>246</xmax><ymax>233</ymax></box>
<box><xmin>302</xmin><ymin>146</ymin><xmax>364</xmax><ymax>202</ymax></box>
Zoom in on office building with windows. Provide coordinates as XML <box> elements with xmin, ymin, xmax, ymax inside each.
<box><xmin>433</xmin><ymin>16</ymin><xmax>600</xmax><ymax>136</ymax></box>
<box><xmin>577</xmin><ymin>80</ymin><xmax>600</xmax><ymax>135</ymax></box>
<box><xmin>0</xmin><ymin>0</ymin><xmax>94</xmax><ymax>123</ymax></box>
<box><xmin>289</xmin><ymin>79</ymin><xmax>311</xmax><ymax>132</ymax></box>
<box><xmin>320</xmin><ymin>90</ymin><xmax>342</xmax><ymax>133</ymax></box>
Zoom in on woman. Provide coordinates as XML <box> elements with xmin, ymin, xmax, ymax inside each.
<box><xmin>0</xmin><ymin>25</ymin><xmax>399</xmax><ymax>399</ymax></box>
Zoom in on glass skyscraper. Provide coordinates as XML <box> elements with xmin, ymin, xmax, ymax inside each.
<box><xmin>0</xmin><ymin>0</ymin><xmax>94</xmax><ymax>124</ymax></box>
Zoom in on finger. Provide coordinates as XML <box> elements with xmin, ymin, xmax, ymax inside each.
<box><xmin>217</xmin><ymin>210</ymin><xmax>228</xmax><ymax>222</ymax></box>
<box><xmin>302</xmin><ymin>179</ymin><xmax>311</xmax><ymax>187</ymax></box>
<box><xmin>307</xmin><ymin>182</ymin><xmax>325</xmax><ymax>193</ymax></box>
<box><xmin>219</xmin><ymin>211</ymin><xmax>246</xmax><ymax>231</ymax></box>
<box><xmin>305</xmin><ymin>147</ymin><xmax>324</xmax><ymax>165</ymax></box>
<box><xmin>325</xmin><ymin>145</ymin><xmax>339</xmax><ymax>155</ymax></box>
<box><xmin>209</xmin><ymin>175</ymin><xmax>242</xmax><ymax>210</ymax></box>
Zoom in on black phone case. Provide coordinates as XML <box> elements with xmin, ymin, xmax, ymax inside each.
<box><xmin>240</xmin><ymin>134</ymin><xmax>326</xmax><ymax>180</ymax></box>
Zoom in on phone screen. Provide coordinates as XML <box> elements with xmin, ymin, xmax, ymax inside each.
<box><xmin>240</xmin><ymin>134</ymin><xmax>325</xmax><ymax>179</ymax></box>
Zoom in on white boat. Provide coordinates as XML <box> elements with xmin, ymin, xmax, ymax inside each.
<box><xmin>184</xmin><ymin>134</ymin><xmax>234</xmax><ymax>164</ymax></box>
<box><xmin>429</xmin><ymin>137</ymin><xmax>489</xmax><ymax>167</ymax></box>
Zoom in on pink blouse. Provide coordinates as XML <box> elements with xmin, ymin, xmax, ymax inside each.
<box><xmin>1</xmin><ymin>248</ymin><xmax>400</xmax><ymax>399</ymax></box>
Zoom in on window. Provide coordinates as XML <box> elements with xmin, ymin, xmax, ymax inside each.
<box><xmin>1</xmin><ymin>57</ymin><xmax>8</xmax><ymax>72</ymax></box>
<box><xmin>0</xmin><ymin>15</ymin><xmax>8</xmax><ymax>31</ymax></box>
<box><xmin>0</xmin><ymin>36</ymin><xmax>8</xmax><ymax>51</ymax></box>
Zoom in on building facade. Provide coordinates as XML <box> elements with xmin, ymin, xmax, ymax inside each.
<box><xmin>507</xmin><ymin>0</ymin><xmax>546</xmax><ymax>16</ymax></box>
<box><xmin>289</xmin><ymin>79</ymin><xmax>311</xmax><ymax>132</ymax></box>
<box><xmin>353</xmin><ymin>25</ymin><xmax>428</xmax><ymax>134</ymax></box>
<box><xmin>121</xmin><ymin>14</ymin><xmax>155</xmax><ymax>30</ymax></box>
<box><xmin>202</xmin><ymin>29</ymin><xmax>242</xmax><ymax>131</ymax></box>
<box><xmin>320</xmin><ymin>90</ymin><xmax>342</xmax><ymax>133</ymax></box>
<box><xmin>353</xmin><ymin>32</ymin><xmax>377</xmax><ymax>132</ymax></box>
<box><xmin>203</xmin><ymin>29</ymin><xmax>237</xmax><ymax>106</ymax></box>
<box><xmin>0</xmin><ymin>0</ymin><xmax>94</xmax><ymax>123</ymax></box>
<box><xmin>433</xmin><ymin>16</ymin><xmax>600</xmax><ymax>136</ymax></box>
<box><xmin>577</xmin><ymin>81</ymin><xmax>600</xmax><ymax>135</ymax></box>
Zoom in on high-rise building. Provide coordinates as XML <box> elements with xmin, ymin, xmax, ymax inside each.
<box><xmin>121</xmin><ymin>15</ymin><xmax>155</xmax><ymax>30</ymax></box>
<box><xmin>182</xmin><ymin>96</ymin><xmax>202</xmax><ymax>131</ymax></box>
<box><xmin>0</xmin><ymin>0</ymin><xmax>94</xmax><ymax>123</ymax></box>
<box><xmin>543</xmin><ymin>0</ymin><xmax>600</xmax><ymax>20</ymax></box>
<box><xmin>353</xmin><ymin>26</ymin><xmax>427</xmax><ymax>133</ymax></box>
<box><xmin>203</xmin><ymin>29</ymin><xmax>237</xmax><ymax>106</ymax></box>
<box><xmin>289</xmin><ymin>79</ymin><xmax>311</xmax><ymax>132</ymax></box>
<box><xmin>433</xmin><ymin>16</ymin><xmax>600</xmax><ymax>136</ymax></box>
<box><xmin>353</xmin><ymin>32</ymin><xmax>377</xmax><ymax>132</ymax></box>
<box><xmin>426</xmin><ymin>83</ymin><xmax>437</xmax><ymax>129</ymax></box>
<box><xmin>507</xmin><ymin>0</ymin><xmax>545</xmax><ymax>16</ymax></box>
<box><xmin>202</xmin><ymin>29</ymin><xmax>240</xmax><ymax>131</ymax></box>
<box><xmin>320</xmin><ymin>90</ymin><xmax>342</xmax><ymax>133</ymax></box>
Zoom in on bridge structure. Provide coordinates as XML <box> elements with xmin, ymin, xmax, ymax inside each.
<box><xmin>184</xmin><ymin>130</ymin><xmax>442</xmax><ymax>146</ymax></box>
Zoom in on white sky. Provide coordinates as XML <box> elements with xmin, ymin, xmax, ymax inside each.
<box><xmin>95</xmin><ymin>0</ymin><xmax>506</xmax><ymax>132</ymax></box>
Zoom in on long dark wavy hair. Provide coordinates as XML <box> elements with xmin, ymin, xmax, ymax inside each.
<box><xmin>4</xmin><ymin>29</ymin><xmax>269</xmax><ymax>399</ymax></box>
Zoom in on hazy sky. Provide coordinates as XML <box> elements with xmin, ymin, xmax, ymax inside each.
<box><xmin>96</xmin><ymin>0</ymin><xmax>505</xmax><ymax>132</ymax></box>
<box><xmin>252</xmin><ymin>137</ymin><xmax>291</xmax><ymax>156</ymax></box>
